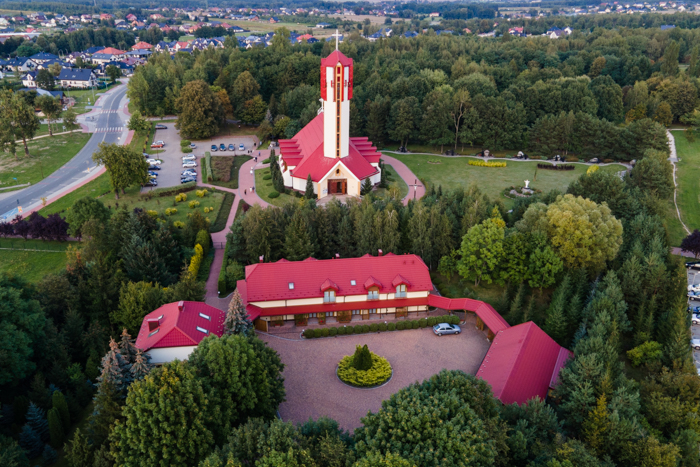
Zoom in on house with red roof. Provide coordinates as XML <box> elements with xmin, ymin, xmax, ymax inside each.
<box><xmin>134</xmin><ymin>301</ymin><xmax>225</xmax><ymax>363</ymax></box>
<box><xmin>131</xmin><ymin>41</ymin><xmax>153</xmax><ymax>50</ymax></box>
<box><xmin>277</xmin><ymin>47</ymin><xmax>382</xmax><ymax>199</ymax></box>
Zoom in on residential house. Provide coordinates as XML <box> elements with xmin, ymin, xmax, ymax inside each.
<box><xmin>21</xmin><ymin>71</ymin><xmax>37</xmax><ymax>88</ymax></box>
<box><xmin>29</xmin><ymin>52</ymin><xmax>58</xmax><ymax>64</ymax></box>
<box><xmin>58</xmin><ymin>68</ymin><xmax>97</xmax><ymax>88</ymax></box>
<box><xmin>7</xmin><ymin>57</ymin><xmax>36</xmax><ymax>72</ymax></box>
<box><xmin>131</xmin><ymin>41</ymin><xmax>153</xmax><ymax>50</ymax></box>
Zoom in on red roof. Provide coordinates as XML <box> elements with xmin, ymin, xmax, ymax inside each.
<box><xmin>428</xmin><ymin>295</ymin><xmax>510</xmax><ymax>334</ymax></box>
<box><xmin>131</xmin><ymin>41</ymin><xmax>153</xmax><ymax>50</ymax></box>
<box><xmin>475</xmin><ymin>322</ymin><xmax>573</xmax><ymax>405</ymax></box>
<box><xmin>321</xmin><ymin>50</ymin><xmax>353</xmax><ymax>67</ymax></box>
<box><xmin>280</xmin><ymin>114</ymin><xmax>381</xmax><ymax>182</ymax></box>
<box><xmin>135</xmin><ymin>301</ymin><xmax>225</xmax><ymax>351</ymax></box>
<box><xmin>96</xmin><ymin>47</ymin><xmax>126</xmax><ymax>55</ymax></box>
<box><xmin>243</xmin><ymin>253</ymin><xmax>432</xmax><ymax>303</ymax></box>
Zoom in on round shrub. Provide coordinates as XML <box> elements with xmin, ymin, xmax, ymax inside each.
<box><xmin>188</xmin><ymin>200</ymin><xmax>200</xmax><ymax>209</ymax></box>
<box><xmin>266</xmin><ymin>183</ymin><xmax>272</xmax><ymax>187</ymax></box>
<box><xmin>173</xmin><ymin>221</ymin><xmax>185</xmax><ymax>228</ymax></box>
<box><xmin>268</xmin><ymin>191</ymin><xmax>280</xmax><ymax>199</ymax></box>
<box><xmin>175</xmin><ymin>193</ymin><xmax>187</xmax><ymax>202</ymax></box>
<box><xmin>363</xmin><ymin>325</ymin><xmax>370</xmax><ymax>333</ymax></box>
<box><xmin>180</xmin><ymin>140</ymin><xmax>191</xmax><ymax>147</ymax></box>
<box><xmin>378</xmin><ymin>323</ymin><xmax>387</xmax><ymax>332</ymax></box>
<box><xmin>337</xmin><ymin>326</ymin><xmax>346</xmax><ymax>336</ymax></box>
<box><xmin>427</xmin><ymin>317</ymin><xmax>437</xmax><ymax>326</ymax></box>
<box><xmin>419</xmin><ymin>319</ymin><xmax>428</xmax><ymax>328</ymax></box>
<box><xmin>329</xmin><ymin>327</ymin><xmax>338</xmax><ymax>337</ymax></box>
<box><xmin>181</xmin><ymin>146</ymin><xmax>193</xmax><ymax>153</ymax></box>
<box><xmin>321</xmin><ymin>328</ymin><xmax>329</xmax><ymax>337</ymax></box>
<box><xmin>412</xmin><ymin>320</ymin><xmax>420</xmax><ymax>329</ymax></box>
<box><xmin>370</xmin><ymin>323</ymin><xmax>378</xmax><ymax>332</ymax></box>
<box><xmin>263</xmin><ymin>174</ymin><xmax>272</xmax><ymax>180</ymax></box>
<box><xmin>396</xmin><ymin>321</ymin><xmax>405</xmax><ymax>331</ymax></box>
<box><xmin>313</xmin><ymin>328</ymin><xmax>323</xmax><ymax>338</ymax></box>
<box><xmin>450</xmin><ymin>315</ymin><xmax>460</xmax><ymax>325</ymax></box>
<box><xmin>438</xmin><ymin>316</ymin><xmax>450</xmax><ymax>324</ymax></box>
<box><xmin>355</xmin><ymin>325</ymin><xmax>365</xmax><ymax>334</ymax></box>
<box><xmin>387</xmin><ymin>322</ymin><xmax>396</xmax><ymax>331</ymax></box>
<box><xmin>303</xmin><ymin>329</ymin><xmax>314</xmax><ymax>339</ymax></box>
<box><xmin>146</xmin><ymin>210</ymin><xmax>158</xmax><ymax>218</ymax></box>
<box><xmin>346</xmin><ymin>326</ymin><xmax>355</xmax><ymax>335</ymax></box>
<box><xmin>337</xmin><ymin>350</ymin><xmax>392</xmax><ymax>388</ymax></box>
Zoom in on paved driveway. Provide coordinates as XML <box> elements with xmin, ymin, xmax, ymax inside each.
<box><xmin>258</xmin><ymin>314</ymin><xmax>491</xmax><ymax>431</ymax></box>
<box><xmin>146</xmin><ymin>124</ymin><xmax>193</xmax><ymax>189</ymax></box>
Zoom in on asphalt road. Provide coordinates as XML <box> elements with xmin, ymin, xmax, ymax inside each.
<box><xmin>0</xmin><ymin>84</ymin><xmax>129</xmax><ymax>218</ymax></box>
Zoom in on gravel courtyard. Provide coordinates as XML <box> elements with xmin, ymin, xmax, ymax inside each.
<box><xmin>258</xmin><ymin>314</ymin><xmax>492</xmax><ymax>431</ymax></box>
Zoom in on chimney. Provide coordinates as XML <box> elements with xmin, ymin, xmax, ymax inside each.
<box><xmin>147</xmin><ymin>319</ymin><xmax>160</xmax><ymax>331</ymax></box>
<box><xmin>378</xmin><ymin>249</ymin><xmax>383</xmax><ymax>256</ymax></box>
<box><xmin>335</xmin><ymin>253</ymin><xmax>340</xmax><ymax>259</ymax></box>
<box><xmin>177</xmin><ymin>301</ymin><xmax>184</xmax><ymax>312</ymax></box>
<box><xmin>259</xmin><ymin>255</ymin><xmax>264</xmax><ymax>263</ymax></box>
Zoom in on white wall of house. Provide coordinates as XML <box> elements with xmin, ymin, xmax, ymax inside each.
<box><xmin>249</xmin><ymin>290</ymin><xmax>430</xmax><ymax>309</ymax></box>
<box><xmin>146</xmin><ymin>345</ymin><xmax>198</xmax><ymax>364</ymax></box>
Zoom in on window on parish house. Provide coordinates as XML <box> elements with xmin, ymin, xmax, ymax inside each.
<box><xmin>324</xmin><ymin>290</ymin><xmax>336</xmax><ymax>303</ymax></box>
<box><xmin>367</xmin><ymin>288</ymin><xmax>379</xmax><ymax>300</ymax></box>
<box><xmin>396</xmin><ymin>284</ymin><xmax>407</xmax><ymax>298</ymax></box>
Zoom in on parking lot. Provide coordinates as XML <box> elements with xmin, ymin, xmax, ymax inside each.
<box><xmin>205</xmin><ymin>135</ymin><xmax>261</xmax><ymax>157</ymax></box>
<box><xmin>687</xmin><ymin>265</ymin><xmax>700</xmax><ymax>373</ymax></box>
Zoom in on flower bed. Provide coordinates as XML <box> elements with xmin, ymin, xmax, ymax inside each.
<box><xmin>337</xmin><ymin>347</ymin><xmax>392</xmax><ymax>388</ymax></box>
<box><xmin>469</xmin><ymin>160</ymin><xmax>506</xmax><ymax>168</ymax></box>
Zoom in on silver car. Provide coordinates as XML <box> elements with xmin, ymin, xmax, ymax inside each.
<box><xmin>692</xmin><ymin>338</ymin><xmax>700</xmax><ymax>350</ymax></box>
<box><xmin>433</xmin><ymin>323</ymin><xmax>461</xmax><ymax>336</ymax></box>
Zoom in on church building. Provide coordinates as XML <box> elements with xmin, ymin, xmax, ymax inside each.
<box><xmin>277</xmin><ymin>46</ymin><xmax>382</xmax><ymax>199</ymax></box>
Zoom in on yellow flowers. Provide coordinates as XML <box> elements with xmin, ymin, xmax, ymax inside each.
<box><xmin>587</xmin><ymin>165</ymin><xmax>599</xmax><ymax>175</ymax></box>
<box><xmin>175</xmin><ymin>193</ymin><xmax>187</xmax><ymax>202</ymax></box>
<box><xmin>165</xmin><ymin>208</ymin><xmax>178</xmax><ymax>216</ymax></box>
<box><xmin>468</xmin><ymin>160</ymin><xmax>506</xmax><ymax>168</ymax></box>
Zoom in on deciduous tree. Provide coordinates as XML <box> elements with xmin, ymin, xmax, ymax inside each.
<box><xmin>92</xmin><ymin>143</ymin><xmax>148</xmax><ymax>199</ymax></box>
<box><xmin>65</xmin><ymin>197</ymin><xmax>110</xmax><ymax>239</ymax></box>
<box><xmin>175</xmin><ymin>80</ymin><xmax>224</xmax><ymax>139</ymax></box>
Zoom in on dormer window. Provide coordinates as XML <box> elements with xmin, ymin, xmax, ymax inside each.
<box><xmin>148</xmin><ymin>328</ymin><xmax>159</xmax><ymax>337</ymax></box>
<box><xmin>199</xmin><ymin>312</ymin><xmax>211</xmax><ymax>320</ymax></box>
<box><xmin>289</xmin><ymin>282</ymin><xmax>295</xmax><ymax>290</ymax></box>
<box><xmin>324</xmin><ymin>290</ymin><xmax>336</xmax><ymax>303</ymax></box>
<box><xmin>367</xmin><ymin>287</ymin><xmax>379</xmax><ymax>300</ymax></box>
<box><xmin>396</xmin><ymin>284</ymin><xmax>407</xmax><ymax>298</ymax></box>
<box><xmin>196</xmin><ymin>326</ymin><xmax>209</xmax><ymax>334</ymax></box>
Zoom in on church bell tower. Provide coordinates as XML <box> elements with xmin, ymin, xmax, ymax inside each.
<box><xmin>320</xmin><ymin>38</ymin><xmax>353</xmax><ymax>160</ymax></box>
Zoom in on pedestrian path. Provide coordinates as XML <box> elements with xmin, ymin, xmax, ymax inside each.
<box><xmin>381</xmin><ymin>154</ymin><xmax>426</xmax><ymax>205</ymax></box>
<box><xmin>667</xmin><ymin>130</ymin><xmax>690</xmax><ymax>236</ymax></box>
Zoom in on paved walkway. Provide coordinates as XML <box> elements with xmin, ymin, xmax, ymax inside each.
<box><xmin>667</xmin><ymin>130</ymin><xmax>690</xmax><ymax>237</ymax></box>
<box><xmin>381</xmin><ymin>154</ymin><xmax>426</xmax><ymax>205</ymax></box>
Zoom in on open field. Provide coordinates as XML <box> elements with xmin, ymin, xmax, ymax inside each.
<box><xmin>38</xmin><ymin>172</ymin><xmax>112</xmax><ymax>216</ymax></box>
<box><xmin>671</xmin><ymin>130</ymin><xmax>700</xmax><ymax>244</ymax></box>
<box><xmin>0</xmin><ymin>239</ymin><xmax>72</xmax><ymax>282</ymax></box>
<box><xmin>255</xmin><ymin>168</ymin><xmax>297</xmax><ymax>207</ymax></box>
<box><xmin>388</xmin><ymin>153</ymin><xmax>627</xmax><ymax>205</ymax></box>
<box><xmin>0</xmin><ymin>132</ymin><xmax>91</xmax><ymax>189</ymax></box>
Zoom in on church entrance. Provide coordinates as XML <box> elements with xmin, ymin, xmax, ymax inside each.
<box><xmin>328</xmin><ymin>179</ymin><xmax>347</xmax><ymax>195</ymax></box>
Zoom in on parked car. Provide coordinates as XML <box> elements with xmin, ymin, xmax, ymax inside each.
<box><xmin>181</xmin><ymin>176</ymin><xmax>196</xmax><ymax>184</ymax></box>
<box><xmin>219</xmin><ymin>143</ymin><xmax>226</xmax><ymax>151</ymax></box>
<box><xmin>692</xmin><ymin>338</ymin><xmax>700</xmax><ymax>350</ymax></box>
<box><xmin>689</xmin><ymin>305</ymin><xmax>700</xmax><ymax>313</ymax></box>
<box><xmin>432</xmin><ymin>323</ymin><xmax>461</xmax><ymax>336</ymax></box>
<box><xmin>144</xmin><ymin>180</ymin><xmax>157</xmax><ymax>187</ymax></box>
<box><xmin>150</xmin><ymin>141</ymin><xmax>165</xmax><ymax>149</ymax></box>
<box><xmin>189</xmin><ymin>143</ymin><xmax>196</xmax><ymax>149</ymax></box>
<box><xmin>239</xmin><ymin>143</ymin><xmax>245</xmax><ymax>151</ymax></box>
<box><xmin>690</xmin><ymin>284</ymin><xmax>700</xmax><ymax>293</ymax></box>
<box><xmin>148</xmin><ymin>174</ymin><xmax>157</xmax><ymax>179</ymax></box>
<box><xmin>228</xmin><ymin>143</ymin><xmax>235</xmax><ymax>151</ymax></box>
<box><xmin>688</xmin><ymin>262</ymin><xmax>700</xmax><ymax>271</ymax></box>
<box><xmin>148</xmin><ymin>165</ymin><xmax>161</xmax><ymax>170</ymax></box>
<box><xmin>155</xmin><ymin>124</ymin><xmax>167</xmax><ymax>130</ymax></box>
<box><xmin>693</xmin><ymin>314</ymin><xmax>700</xmax><ymax>325</ymax></box>
<box><xmin>181</xmin><ymin>170</ymin><xmax>197</xmax><ymax>177</ymax></box>
<box><xmin>142</xmin><ymin>153</ymin><xmax>150</xmax><ymax>158</ymax></box>
<box><xmin>146</xmin><ymin>159</ymin><xmax>163</xmax><ymax>165</ymax></box>
<box><xmin>182</xmin><ymin>154</ymin><xmax>196</xmax><ymax>161</ymax></box>
<box><xmin>210</xmin><ymin>144</ymin><xmax>217</xmax><ymax>152</ymax></box>
<box><xmin>148</xmin><ymin>171</ymin><xmax>159</xmax><ymax>177</ymax></box>
<box><xmin>182</xmin><ymin>161</ymin><xmax>197</xmax><ymax>168</ymax></box>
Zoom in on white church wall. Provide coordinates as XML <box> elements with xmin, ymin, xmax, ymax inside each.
<box><xmin>281</xmin><ymin>162</ymin><xmax>294</xmax><ymax>187</ymax></box>
<box><xmin>147</xmin><ymin>346</ymin><xmax>198</xmax><ymax>364</ymax></box>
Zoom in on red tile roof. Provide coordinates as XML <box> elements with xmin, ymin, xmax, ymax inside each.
<box><xmin>135</xmin><ymin>301</ymin><xmax>225</xmax><ymax>351</ymax></box>
<box><xmin>131</xmin><ymin>41</ymin><xmax>153</xmax><ymax>50</ymax></box>
<box><xmin>475</xmin><ymin>322</ymin><xmax>573</xmax><ymax>405</ymax></box>
<box><xmin>427</xmin><ymin>295</ymin><xmax>510</xmax><ymax>334</ymax></box>
<box><xmin>243</xmin><ymin>253</ymin><xmax>432</xmax><ymax>303</ymax></box>
<box><xmin>280</xmin><ymin>114</ymin><xmax>380</xmax><ymax>182</ymax></box>
<box><xmin>95</xmin><ymin>47</ymin><xmax>126</xmax><ymax>55</ymax></box>
<box><xmin>321</xmin><ymin>49</ymin><xmax>353</xmax><ymax>67</ymax></box>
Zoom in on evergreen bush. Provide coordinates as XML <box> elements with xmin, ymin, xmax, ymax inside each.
<box><xmin>321</xmin><ymin>328</ymin><xmax>329</xmax><ymax>337</ymax></box>
<box><xmin>263</xmin><ymin>174</ymin><xmax>271</xmax><ymax>180</ymax></box>
<box><xmin>338</xmin><ymin>350</ymin><xmax>391</xmax><ymax>387</ymax></box>
<box><xmin>268</xmin><ymin>191</ymin><xmax>280</xmax><ymax>198</ymax></box>
<box><xmin>337</xmin><ymin>326</ymin><xmax>346</xmax><ymax>335</ymax></box>
<box><xmin>428</xmin><ymin>317</ymin><xmax>437</xmax><ymax>326</ymax></box>
<box><xmin>362</xmin><ymin>325</ymin><xmax>370</xmax><ymax>333</ymax></box>
<box><xmin>303</xmin><ymin>329</ymin><xmax>314</xmax><ymax>339</ymax></box>
<box><xmin>313</xmin><ymin>329</ymin><xmax>323</xmax><ymax>338</ymax></box>
<box><xmin>450</xmin><ymin>315</ymin><xmax>460</xmax><ymax>324</ymax></box>
<box><xmin>370</xmin><ymin>323</ymin><xmax>379</xmax><ymax>332</ymax></box>
<box><xmin>388</xmin><ymin>322</ymin><xmax>396</xmax><ymax>331</ymax></box>
<box><xmin>396</xmin><ymin>322</ymin><xmax>405</xmax><ymax>331</ymax></box>
<box><xmin>346</xmin><ymin>326</ymin><xmax>355</xmax><ymax>334</ymax></box>
<box><xmin>410</xmin><ymin>320</ymin><xmax>419</xmax><ymax>329</ymax></box>
<box><xmin>19</xmin><ymin>425</ymin><xmax>42</xmax><ymax>458</ymax></box>
<box><xmin>26</xmin><ymin>403</ymin><xmax>49</xmax><ymax>442</ymax></box>
<box><xmin>378</xmin><ymin>323</ymin><xmax>387</xmax><ymax>332</ymax></box>
<box><xmin>47</xmin><ymin>408</ymin><xmax>63</xmax><ymax>448</ymax></box>
<box><xmin>43</xmin><ymin>444</ymin><xmax>58</xmax><ymax>465</ymax></box>
<box><xmin>419</xmin><ymin>319</ymin><xmax>428</xmax><ymax>328</ymax></box>
<box><xmin>51</xmin><ymin>391</ymin><xmax>70</xmax><ymax>430</ymax></box>
<box><xmin>329</xmin><ymin>327</ymin><xmax>338</xmax><ymax>337</ymax></box>
<box><xmin>351</xmin><ymin>345</ymin><xmax>373</xmax><ymax>371</ymax></box>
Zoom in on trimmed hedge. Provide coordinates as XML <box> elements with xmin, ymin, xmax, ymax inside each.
<box><xmin>537</xmin><ymin>163</ymin><xmax>574</xmax><ymax>171</ymax></box>
<box><xmin>329</xmin><ymin>327</ymin><xmax>338</xmax><ymax>337</ymax></box>
<box><xmin>210</xmin><ymin>192</ymin><xmax>234</xmax><ymax>233</ymax></box>
<box><xmin>337</xmin><ymin>352</ymin><xmax>392</xmax><ymax>387</ymax></box>
<box><xmin>263</xmin><ymin>174</ymin><xmax>272</xmax><ymax>180</ymax></box>
<box><xmin>268</xmin><ymin>191</ymin><xmax>280</xmax><ymax>199</ymax></box>
<box><xmin>388</xmin><ymin>322</ymin><xmax>396</xmax><ymax>331</ymax></box>
<box><xmin>468</xmin><ymin>160</ymin><xmax>506</xmax><ymax>168</ymax></box>
<box><xmin>301</xmin><ymin>315</ymin><xmax>461</xmax><ymax>338</ymax></box>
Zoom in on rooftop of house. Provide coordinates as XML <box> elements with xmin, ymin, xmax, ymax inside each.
<box><xmin>135</xmin><ymin>301</ymin><xmax>225</xmax><ymax>351</ymax></box>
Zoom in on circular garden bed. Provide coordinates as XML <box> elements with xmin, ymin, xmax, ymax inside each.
<box><xmin>337</xmin><ymin>345</ymin><xmax>392</xmax><ymax>388</ymax></box>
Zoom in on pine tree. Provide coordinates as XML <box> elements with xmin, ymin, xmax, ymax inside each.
<box><xmin>97</xmin><ymin>339</ymin><xmax>129</xmax><ymax>395</ymax></box>
<box><xmin>543</xmin><ymin>275</ymin><xmax>571</xmax><ymax>345</ymax></box>
<box><xmin>361</xmin><ymin>177</ymin><xmax>373</xmax><ymax>195</ymax></box>
<box><xmin>118</xmin><ymin>329</ymin><xmax>138</xmax><ymax>364</ymax></box>
<box><xmin>581</xmin><ymin>393</ymin><xmax>610</xmax><ymax>456</ymax></box>
<box><xmin>305</xmin><ymin>174</ymin><xmax>315</xmax><ymax>199</ymax></box>
<box><xmin>64</xmin><ymin>429</ymin><xmax>93</xmax><ymax>467</ymax></box>
<box><xmin>379</xmin><ymin>159</ymin><xmax>388</xmax><ymax>188</ymax></box>
<box><xmin>88</xmin><ymin>381</ymin><xmax>123</xmax><ymax>447</ymax></box>
<box><xmin>284</xmin><ymin>210</ymin><xmax>314</xmax><ymax>261</ymax></box>
<box><xmin>19</xmin><ymin>424</ymin><xmax>42</xmax><ymax>458</ymax></box>
<box><xmin>352</xmin><ymin>345</ymin><xmax>373</xmax><ymax>371</ymax></box>
<box><xmin>51</xmin><ymin>391</ymin><xmax>70</xmax><ymax>431</ymax></box>
<box><xmin>129</xmin><ymin>349</ymin><xmax>152</xmax><ymax>382</ymax></box>
<box><xmin>224</xmin><ymin>290</ymin><xmax>252</xmax><ymax>336</ymax></box>
<box><xmin>26</xmin><ymin>403</ymin><xmax>49</xmax><ymax>442</ymax></box>
<box><xmin>43</xmin><ymin>444</ymin><xmax>58</xmax><ymax>465</ymax></box>
<box><xmin>48</xmin><ymin>408</ymin><xmax>64</xmax><ymax>448</ymax></box>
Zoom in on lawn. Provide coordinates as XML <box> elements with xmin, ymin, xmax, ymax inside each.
<box><xmin>374</xmin><ymin>163</ymin><xmax>409</xmax><ymax>200</ymax></box>
<box><xmin>210</xmin><ymin>155</ymin><xmax>251</xmax><ymax>189</ymax></box>
<box><xmin>670</xmin><ymin>130</ymin><xmax>700</xmax><ymax>245</ymax></box>
<box><xmin>388</xmin><ymin>153</ymin><xmax>627</xmax><ymax>206</ymax></box>
<box><xmin>64</xmin><ymin>89</ymin><xmax>100</xmax><ymax>114</ymax></box>
<box><xmin>0</xmin><ymin>132</ymin><xmax>91</xmax><ymax>189</ymax></box>
<box><xmin>254</xmin><ymin>168</ymin><xmax>297</xmax><ymax>207</ymax></box>
<box><xmin>0</xmin><ymin>239</ymin><xmax>72</xmax><ymax>282</ymax></box>
<box><xmin>39</xmin><ymin>172</ymin><xmax>112</xmax><ymax>216</ymax></box>
<box><xmin>206</xmin><ymin>123</ymin><xmax>261</xmax><ymax>139</ymax></box>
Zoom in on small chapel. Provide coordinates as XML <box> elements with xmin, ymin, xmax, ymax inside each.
<box><xmin>277</xmin><ymin>43</ymin><xmax>382</xmax><ymax>199</ymax></box>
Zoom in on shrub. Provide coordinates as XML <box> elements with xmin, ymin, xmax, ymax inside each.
<box><xmin>203</xmin><ymin>207</ymin><xmax>210</xmax><ymax>213</ymax></box>
<box><xmin>314</xmin><ymin>328</ymin><xmax>323</xmax><ymax>338</ymax></box>
<box><xmin>346</xmin><ymin>326</ymin><xmax>354</xmax><ymax>335</ymax></box>
<box><xmin>321</xmin><ymin>328</ymin><xmax>329</xmax><ymax>338</ymax></box>
<box><xmin>196</xmin><ymin>189</ymin><xmax>208</xmax><ymax>198</ymax></box>
<box><xmin>263</xmin><ymin>174</ymin><xmax>272</xmax><ymax>180</ymax></box>
<box><xmin>451</xmin><ymin>315</ymin><xmax>461</xmax><ymax>324</ymax></box>
<box><xmin>627</xmin><ymin>341</ymin><xmax>663</xmax><ymax>367</ymax></box>
<box><xmin>587</xmin><ymin>165</ymin><xmax>599</xmax><ymax>175</ymax></box>
<box><xmin>181</xmin><ymin>146</ymin><xmax>193</xmax><ymax>153</ymax></box>
<box><xmin>338</xmin><ymin>351</ymin><xmax>392</xmax><ymax>387</ymax></box>
<box><xmin>195</xmin><ymin>229</ymin><xmax>211</xmax><ymax>255</ymax></box>
<box><xmin>468</xmin><ymin>160</ymin><xmax>506</xmax><ymax>168</ymax></box>
<box><xmin>387</xmin><ymin>322</ymin><xmax>396</xmax><ymax>331</ymax></box>
<box><xmin>329</xmin><ymin>327</ymin><xmax>338</xmax><ymax>337</ymax></box>
<box><xmin>370</xmin><ymin>323</ymin><xmax>378</xmax><ymax>332</ymax></box>
<box><xmin>173</xmin><ymin>221</ymin><xmax>185</xmax><ymax>228</ymax></box>
<box><xmin>427</xmin><ymin>317</ymin><xmax>437</xmax><ymax>326</ymax></box>
<box><xmin>188</xmin><ymin>200</ymin><xmax>200</xmax><ymax>209</ymax></box>
<box><xmin>352</xmin><ymin>345</ymin><xmax>373</xmax><ymax>371</ymax></box>
<box><xmin>303</xmin><ymin>329</ymin><xmax>314</xmax><ymax>339</ymax></box>
<box><xmin>188</xmin><ymin>244</ymin><xmax>204</xmax><ymax>277</ymax></box>
<box><xmin>363</xmin><ymin>325</ymin><xmax>370</xmax><ymax>333</ymax></box>
<box><xmin>268</xmin><ymin>191</ymin><xmax>280</xmax><ymax>199</ymax></box>
<box><xmin>146</xmin><ymin>210</ymin><xmax>158</xmax><ymax>218</ymax></box>
<box><xmin>419</xmin><ymin>319</ymin><xmax>428</xmax><ymax>328</ymax></box>
<box><xmin>165</xmin><ymin>208</ymin><xmax>177</xmax><ymax>216</ymax></box>
<box><xmin>262</xmin><ymin>158</ymin><xmax>270</xmax><ymax>164</ymax></box>
<box><xmin>175</xmin><ymin>193</ymin><xmax>187</xmax><ymax>202</ymax></box>
<box><xmin>396</xmin><ymin>321</ymin><xmax>405</xmax><ymax>331</ymax></box>
<box><xmin>378</xmin><ymin>323</ymin><xmax>387</xmax><ymax>332</ymax></box>
<box><xmin>337</xmin><ymin>326</ymin><xmax>346</xmax><ymax>335</ymax></box>
<box><xmin>180</xmin><ymin>140</ymin><xmax>191</xmax><ymax>147</ymax></box>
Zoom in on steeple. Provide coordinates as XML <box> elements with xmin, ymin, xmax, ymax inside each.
<box><xmin>320</xmin><ymin>49</ymin><xmax>353</xmax><ymax>159</ymax></box>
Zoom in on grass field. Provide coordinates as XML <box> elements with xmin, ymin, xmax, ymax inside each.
<box><xmin>39</xmin><ymin>172</ymin><xmax>112</xmax><ymax>216</ymax></box>
<box><xmin>210</xmin><ymin>155</ymin><xmax>251</xmax><ymax>189</ymax></box>
<box><xmin>388</xmin><ymin>153</ymin><xmax>627</xmax><ymax>206</ymax></box>
<box><xmin>671</xmin><ymin>130</ymin><xmax>700</xmax><ymax>244</ymax></box>
<box><xmin>65</xmin><ymin>89</ymin><xmax>100</xmax><ymax>114</ymax></box>
<box><xmin>254</xmin><ymin>168</ymin><xmax>297</xmax><ymax>207</ymax></box>
<box><xmin>374</xmin><ymin>163</ymin><xmax>409</xmax><ymax>200</ymax></box>
<box><xmin>0</xmin><ymin>239</ymin><xmax>72</xmax><ymax>282</ymax></box>
<box><xmin>0</xmin><ymin>132</ymin><xmax>91</xmax><ymax>189</ymax></box>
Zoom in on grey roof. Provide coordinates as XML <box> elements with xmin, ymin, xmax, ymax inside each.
<box><xmin>58</xmin><ymin>68</ymin><xmax>94</xmax><ymax>81</ymax></box>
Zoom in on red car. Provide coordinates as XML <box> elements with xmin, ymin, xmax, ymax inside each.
<box><xmin>150</xmin><ymin>140</ymin><xmax>165</xmax><ymax>148</ymax></box>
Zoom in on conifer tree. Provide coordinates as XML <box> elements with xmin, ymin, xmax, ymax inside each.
<box><xmin>47</xmin><ymin>408</ymin><xmax>64</xmax><ymax>448</ymax></box>
<box><xmin>581</xmin><ymin>394</ymin><xmax>610</xmax><ymax>456</ymax></box>
<box><xmin>43</xmin><ymin>444</ymin><xmax>58</xmax><ymax>465</ymax></box>
<box><xmin>118</xmin><ymin>329</ymin><xmax>138</xmax><ymax>364</ymax></box>
<box><xmin>305</xmin><ymin>174</ymin><xmax>314</xmax><ymax>199</ymax></box>
<box><xmin>361</xmin><ymin>177</ymin><xmax>373</xmax><ymax>195</ymax></box>
<box><xmin>19</xmin><ymin>424</ymin><xmax>42</xmax><ymax>458</ymax></box>
<box><xmin>129</xmin><ymin>350</ymin><xmax>152</xmax><ymax>382</ymax></box>
<box><xmin>51</xmin><ymin>391</ymin><xmax>70</xmax><ymax>431</ymax></box>
<box><xmin>97</xmin><ymin>339</ymin><xmax>129</xmax><ymax>395</ymax></box>
<box><xmin>64</xmin><ymin>429</ymin><xmax>93</xmax><ymax>467</ymax></box>
<box><xmin>543</xmin><ymin>275</ymin><xmax>570</xmax><ymax>345</ymax></box>
<box><xmin>88</xmin><ymin>380</ymin><xmax>123</xmax><ymax>447</ymax></box>
<box><xmin>284</xmin><ymin>210</ymin><xmax>314</xmax><ymax>261</ymax></box>
<box><xmin>26</xmin><ymin>403</ymin><xmax>49</xmax><ymax>442</ymax></box>
<box><xmin>224</xmin><ymin>290</ymin><xmax>252</xmax><ymax>336</ymax></box>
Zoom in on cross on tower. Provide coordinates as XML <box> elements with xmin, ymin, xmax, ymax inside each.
<box><xmin>331</xmin><ymin>29</ymin><xmax>342</xmax><ymax>50</ymax></box>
